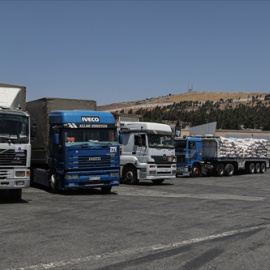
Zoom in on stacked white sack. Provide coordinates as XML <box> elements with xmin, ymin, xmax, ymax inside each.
<box><xmin>219</xmin><ymin>137</ymin><xmax>268</xmax><ymax>158</ymax></box>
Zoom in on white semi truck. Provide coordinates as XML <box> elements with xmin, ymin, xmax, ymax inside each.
<box><xmin>119</xmin><ymin>122</ymin><xmax>176</xmax><ymax>184</ymax></box>
<box><xmin>0</xmin><ymin>83</ymin><xmax>31</xmax><ymax>200</ymax></box>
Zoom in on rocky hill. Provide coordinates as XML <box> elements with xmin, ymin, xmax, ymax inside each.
<box><xmin>97</xmin><ymin>91</ymin><xmax>269</xmax><ymax>113</ymax></box>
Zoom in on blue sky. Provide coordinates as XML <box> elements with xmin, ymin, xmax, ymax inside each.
<box><xmin>0</xmin><ymin>1</ymin><xmax>269</xmax><ymax>105</ymax></box>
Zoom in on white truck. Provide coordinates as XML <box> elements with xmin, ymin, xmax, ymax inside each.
<box><xmin>0</xmin><ymin>83</ymin><xmax>31</xmax><ymax>200</ymax></box>
<box><xmin>119</xmin><ymin>122</ymin><xmax>176</xmax><ymax>184</ymax></box>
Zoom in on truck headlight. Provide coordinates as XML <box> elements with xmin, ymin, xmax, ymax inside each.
<box><xmin>15</xmin><ymin>171</ymin><xmax>26</xmax><ymax>177</ymax></box>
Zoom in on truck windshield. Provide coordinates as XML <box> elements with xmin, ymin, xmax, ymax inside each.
<box><xmin>175</xmin><ymin>140</ymin><xmax>187</xmax><ymax>153</ymax></box>
<box><xmin>148</xmin><ymin>134</ymin><xmax>174</xmax><ymax>149</ymax></box>
<box><xmin>64</xmin><ymin>128</ymin><xmax>117</xmax><ymax>145</ymax></box>
<box><xmin>0</xmin><ymin>114</ymin><xmax>29</xmax><ymax>142</ymax></box>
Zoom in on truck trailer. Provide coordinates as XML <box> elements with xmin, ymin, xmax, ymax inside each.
<box><xmin>175</xmin><ymin>136</ymin><xmax>269</xmax><ymax>177</ymax></box>
<box><xmin>0</xmin><ymin>83</ymin><xmax>31</xmax><ymax>200</ymax></box>
<box><xmin>26</xmin><ymin>98</ymin><xmax>120</xmax><ymax>193</ymax></box>
<box><xmin>120</xmin><ymin>122</ymin><xmax>176</xmax><ymax>184</ymax></box>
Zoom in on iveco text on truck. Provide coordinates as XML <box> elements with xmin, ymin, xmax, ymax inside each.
<box><xmin>120</xmin><ymin>122</ymin><xmax>176</xmax><ymax>184</ymax></box>
<box><xmin>0</xmin><ymin>83</ymin><xmax>31</xmax><ymax>200</ymax></box>
<box><xmin>26</xmin><ymin>98</ymin><xmax>120</xmax><ymax>193</ymax></box>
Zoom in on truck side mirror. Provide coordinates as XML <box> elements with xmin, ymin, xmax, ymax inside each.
<box><xmin>31</xmin><ymin>124</ymin><xmax>36</xmax><ymax>137</ymax></box>
<box><xmin>119</xmin><ymin>134</ymin><xmax>123</xmax><ymax>144</ymax></box>
<box><xmin>54</xmin><ymin>133</ymin><xmax>59</xmax><ymax>144</ymax></box>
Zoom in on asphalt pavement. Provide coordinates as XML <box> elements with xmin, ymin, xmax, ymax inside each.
<box><xmin>1</xmin><ymin>171</ymin><xmax>270</xmax><ymax>270</ymax></box>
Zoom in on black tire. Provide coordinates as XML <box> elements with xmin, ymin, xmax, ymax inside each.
<box><xmin>152</xmin><ymin>179</ymin><xmax>164</xmax><ymax>185</ymax></box>
<box><xmin>9</xmin><ymin>189</ymin><xmax>22</xmax><ymax>201</ymax></box>
<box><xmin>50</xmin><ymin>173</ymin><xmax>59</xmax><ymax>193</ymax></box>
<box><xmin>255</xmin><ymin>163</ymin><xmax>261</xmax><ymax>173</ymax></box>
<box><xmin>122</xmin><ymin>165</ymin><xmax>138</xmax><ymax>184</ymax></box>
<box><xmin>191</xmin><ymin>164</ymin><xmax>202</xmax><ymax>177</ymax></box>
<box><xmin>216</xmin><ymin>164</ymin><xmax>225</xmax><ymax>176</ymax></box>
<box><xmin>260</xmin><ymin>163</ymin><xmax>266</xmax><ymax>173</ymax></box>
<box><xmin>248</xmin><ymin>163</ymin><xmax>255</xmax><ymax>174</ymax></box>
<box><xmin>101</xmin><ymin>186</ymin><xmax>112</xmax><ymax>193</ymax></box>
<box><xmin>225</xmin><ymin>164</ymin><xmax>234</xmax><ymax>176</ymax></box>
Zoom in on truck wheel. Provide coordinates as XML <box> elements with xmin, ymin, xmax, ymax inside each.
<box><xmin>216</xmin><ymin>164</ymin><xmax>225</xmax><ymax>176</ymax></box>
<box><xmin>152</xmin><ymin>179</ymin><xmax>164</xmax><ymax>185</ymax></box>
<box><xmin>248</xmin><ymin>163</ymin><xmax>255</xmax><ymax>174</ymax></box>
<box><xmin>123</xmin><ymin>165</ymin><xmax>138</xmax><ymax>184</ymax></box>
<box><xmin>191</xmin><ymin>164</ymin><xmax>202</xmax><ymax>177</ymax></box>
<box><xmin>50</xmin><ymin>173</ymin><xmax>58</xmax><ymax>193</ymax></box>
<box><xmin>9</xmin><ymin>189</ymin><xmax>22</xmax><ymax>201</ymax></box>
<box><xmin>260</xmin><ymin>163</ymin><xmax>266</xmax><ymax>173</ymax></box>
<box><xmin>101</xmin><ymin>186</ymin><xmax>112</xmax><ymax>193</ymax></box>
<box><xmin>255</xmin><ymin>163</ymin><xmax>261</xmax><ymax>173</ymax></box>
<box><xmin>225</xmin><ymin>164</ymin><xmax>234</xmax><ymax>176</ymax></box>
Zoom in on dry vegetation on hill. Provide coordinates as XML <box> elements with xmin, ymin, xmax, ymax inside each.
<box><xmin>98</xmin><ymin>91</ymin><xmax>269</xmax><ymax>112</ymax></box>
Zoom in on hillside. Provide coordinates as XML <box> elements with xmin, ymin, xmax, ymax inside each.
<box><xmin>97</xmin><ymin>91</ymin><xmax>269</xmax><ymax>113</ymax></box>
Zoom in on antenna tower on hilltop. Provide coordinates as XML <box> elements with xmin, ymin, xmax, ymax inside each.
<box><xmin>188</xmin><ymin>81</ymin><xmax>193</xmax><ymax>92</ymax></box>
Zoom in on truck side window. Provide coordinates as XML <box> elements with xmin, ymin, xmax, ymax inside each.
<box><xmin>141</xmin><ymin>134</ymin><xmax>146</xmax><ymax>147</ymax></box>
<box><xmin>134</xmin><ymin>134</ymin><xmax>146</xmax><ymax>147</ymax></box>
<box><xmin>135</xmin><ymin>135</ymin><xmax>142</xmax><ymax>146</ymax></box>
<box><xmin>189</xmin><ymin>141</ymin><xmax>196</xmax><ymax>149</ymax></box>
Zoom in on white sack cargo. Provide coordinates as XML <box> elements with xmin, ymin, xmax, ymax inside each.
<box><xmin>219</xmin><ymin>137</ymin><xmax>268</xmax><ymax>158</ymax></box>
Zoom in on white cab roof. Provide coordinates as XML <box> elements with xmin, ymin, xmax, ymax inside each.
<box><xmin>122</xmin><ymin>121</ymin><xmax>172</xmax><ymax>133</ymax></box>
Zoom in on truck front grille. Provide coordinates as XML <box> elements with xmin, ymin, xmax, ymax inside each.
<box><xmin>78</xmin><ymin>156</ymin><xmax>112</xmax><ymax>168</ymax></box>
<box><xmin>151</xmin><ymin>155</ymin><xmax>174</xmax><ymax>164</ymax></box>
<box><xmin>0</xmin><ymin>170</ymin><xmax>8</xmax><ymax>179</ymax></box>
<box><xmin>0</xmin><ymin>149</ymin><xmax>27</xmax><ymax>166</ymax></box>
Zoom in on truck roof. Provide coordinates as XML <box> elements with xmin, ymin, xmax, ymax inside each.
<box><xmin>50</xmin><ymin>110</ymin><xmax>115</xmax><ymax>124</ymax></box>
<box><xmin>121</xmin><ymin>122</ymin><xmax>173</xmax><ymax>134</ymax></box>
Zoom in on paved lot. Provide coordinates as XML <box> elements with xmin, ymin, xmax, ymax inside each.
<box><xmin>1</xmin><ymin>172</ymin><xmax>270</xmax><ymax>270</ymax></box>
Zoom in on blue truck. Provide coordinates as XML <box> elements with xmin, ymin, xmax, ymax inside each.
<box><xmin>26</xmin><ymin>98</ymin><xmax>120</xmax><ymax>193</ymax></box>
<box><xmin>175</xmin><ymin>136</ymin><xmax>269</xmax><ymax>177</ymax></box>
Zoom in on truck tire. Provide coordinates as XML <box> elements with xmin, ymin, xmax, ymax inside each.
<box><xmin>191</xmin><ymin>164</ymin><xmax>202</xmax><ymax>177</ymax></box>
<box><xmin>255</xmin><ymin>163</ymin><xmax>261</xmax><ymax>173</ymax></box>
<box><xmin>247</xmin><ymin>163</ymin><xmax>255</xmax><ymax>174</ymax></box>
<box><xmin>225</xmin><ymin>164</ymin><xmax>234</xmax><ymax>176</ymax></box>
<box><xmin>260</xmin><ymin>163</ymin><xmax>266</xmax><ymax>173</ymax></box>
<box><xmin>152</xmin><ymin>179</ymin><xmax>164</xmax><ymax>185</ymax></box>
<box><xmin>50</xmin><ymin>173</ymin><xmax>59</xmax><ymax>193</ymax></box>
<box><xmin>122</xmin><ymin>165</ymin><xmax>138</xmax><ymax>184</ymax></box>
<box><xmin>9</xmin><ymin>189</ymin><xmax>22</xmax><ymax>201</ymax></box>
<box><xmin>216</xmin><ymin>164</ymin><xmax>225</xmax><ymax>176</ymax></box>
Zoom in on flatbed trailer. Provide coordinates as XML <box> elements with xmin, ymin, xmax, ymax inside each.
<box><xmin>175</xmin><ymin>136</ymin><xmax>269</xmax><ymax>177</ymax></box>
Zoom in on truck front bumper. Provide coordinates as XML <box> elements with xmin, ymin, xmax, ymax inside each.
<box><xmin>176</xmin><ymin>167</ymin><xmax>190</xmax><ymax>176</ymax></box>
<box><xmin>63</xmin><ymin>170</ymin><xmax>120</xmax><ymax>189</ymax></box>
<box><xmin>0</xmin><ymin>168</ymin><xmax>30</xmax><ymax>189</ymax></box>
<box><xmin>138</xmin><ymin>164</ymin><xmax>177</xmax><ymax>180</ymax></box>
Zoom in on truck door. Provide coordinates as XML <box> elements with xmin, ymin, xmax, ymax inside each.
<box><xmin>134</xmin><ymin>134</ymin><xmax>147</xmax><ymax>163</ymax></box>
<box><xmin>187</xmin><ymin>140</ymin><xmax>202</xmax><ymax>163</ymax></box>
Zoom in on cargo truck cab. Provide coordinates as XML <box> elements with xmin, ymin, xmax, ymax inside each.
<box><xmin>0</xmin><ymin>84</ymin><xmax>31</xmax><ymax>201</ymax></box>
<box><xmin>175</xmin><ymin>137</ymin><xmax>203</xmax><ymax>176</ymax></box>
<box><xmin>30</xmin><ymin>110</ymin><xmax>120</xmax><ymax>193</ymax></box>
<box><xmin>120</xmin><ymin>122</ymin><xmax>176</xmax><ymax>184</ymax></box>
